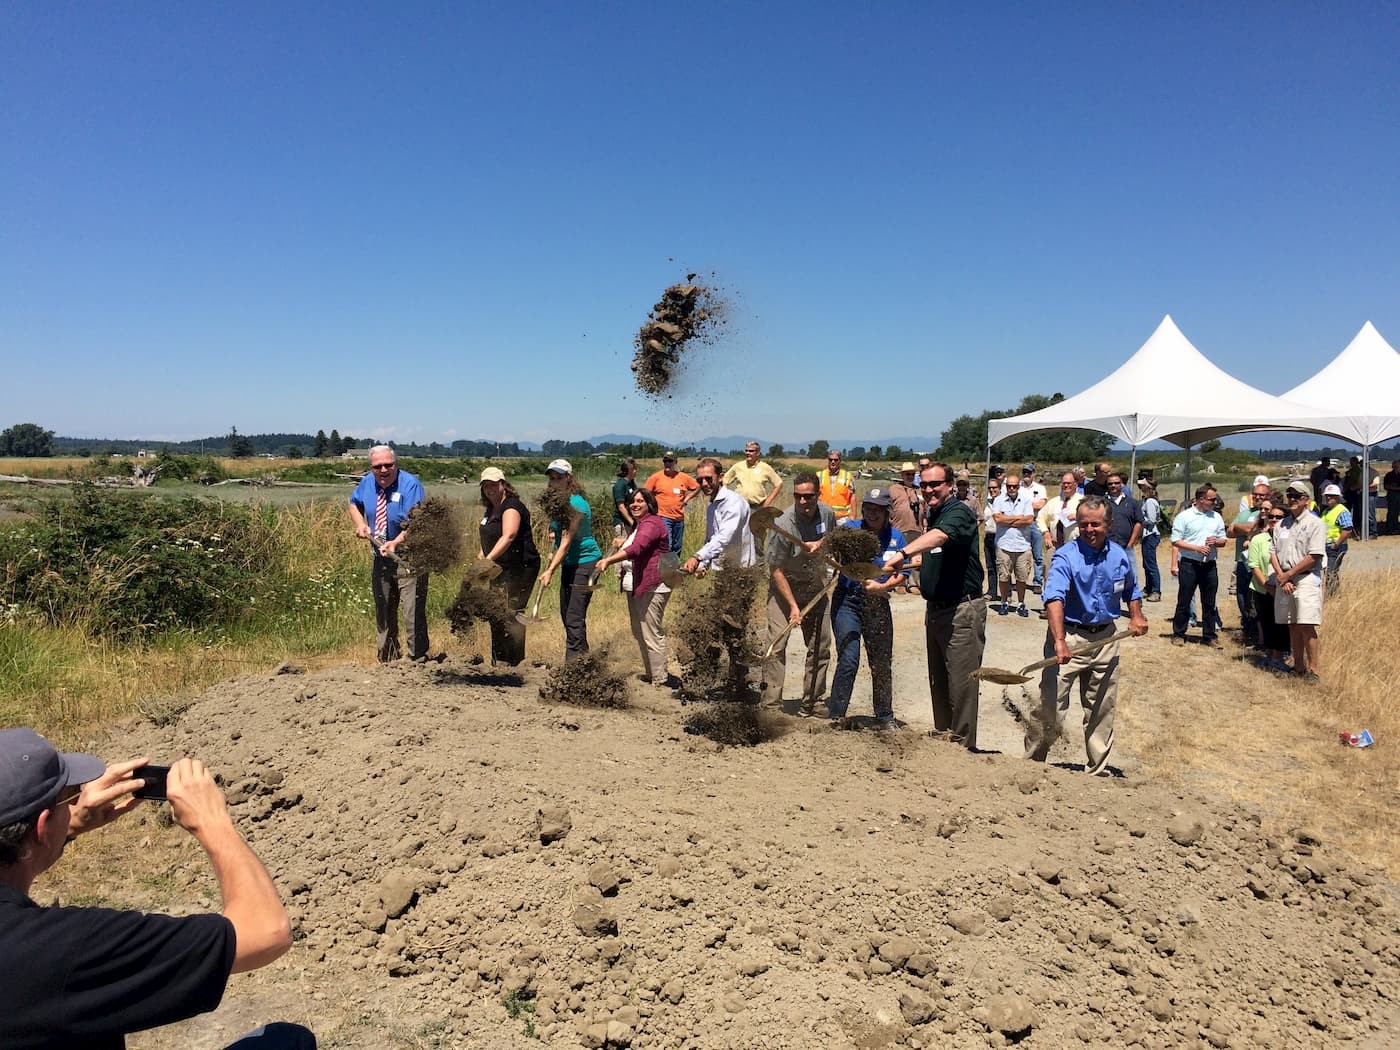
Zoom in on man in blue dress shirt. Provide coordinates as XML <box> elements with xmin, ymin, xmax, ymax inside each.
<box><xmin>1024</xmin><ymin>496</ymin><xmax>1149</xmax><ymax>776</ymax></box>
<box><xmin>348</xmin><ymin>445</ymin><xmax>429</xmax><ymax>661</ymax></box>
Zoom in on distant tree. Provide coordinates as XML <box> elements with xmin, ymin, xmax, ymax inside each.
<box><xmin>341</xmin><ymin>434</ymin><xmax>357</xmax><ymax>453</ymax></box>
<box><xmin>867</xmin><ymin>444</ymin><xmax>882</xmax><ymax>460</ymax></box>
<box><xmin>848</xmin><ymin>446</ymin><xmax>867</xmax><ymax>459</ymax></box>
<box><xmin>329</xmin><ymin>429</ymin><xmax>342</xmax><ymax>456</ymax></box>
<box><xmin>287</xmin><ymin>446</ymin><xmax>304</xmax><ymax>459</ymax></box>
<box><xmin>808</xmin><ymin>439</ymin><xmax>829</xmax><ymax>460</ymax></box>
<box><xmin>227</xmin><ymin>426</ymin><xmax>254</xmax><ymax>459</ymax></box>
<box><xmin>0</xmin><ymin>422</ymin><xmax>56</xmax><ymax>457</ymax></box>
<box><xmin>428</xmin><ymin>441</ymin><xmax>445</xmax><ymax>457</ymax></box>
<box><xmin>77</xmin><ymin>447</ymin><xmax>92</xmax><ymax>458</ymax></box>
<box><xmin>1199</xmin><ymin>438</ymin><xmax>1222</xmax><ymax>456</ymax></box>
<box><xmin>884</xmin><ymin>445</ymin><xmax>903</xmax><ymax>462</ymax></box>
<box><xmin>312</xmin><ymin>430</ymin><xmax>328</xmax><ymax>457</ymax></box>
<box><xmin>768</xmin><ymin>443</ymin><xmax>785</xmax><ymax>458</ymax></box>
<box><xmin>938</xmin><ymin>393</ymin><xmax>1114</xmax><ymax>464</ymax></box>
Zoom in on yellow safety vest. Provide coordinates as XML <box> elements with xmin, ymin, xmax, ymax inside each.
<box><xmin>1321</xmin><ymin>503</ymin><xmax>1348</xmax><ymax>544</ymax></box>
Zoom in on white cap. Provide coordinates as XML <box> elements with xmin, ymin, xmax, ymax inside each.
<box><xmin>1323</xmin><ymin>483</ymin><xmax>1342</xmax><ymax>498</ymax></box>
<box><xmin>1252</xmin><ymin>474</ymin><xmax>1269</xmax><ymax>487</ymax></box>
<box><xmin>546</xmin><ymin>459</ymin><xmax>573</xmax><ymax>476</ymax></box>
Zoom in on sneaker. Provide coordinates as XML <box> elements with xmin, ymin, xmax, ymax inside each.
<box><xmin>1204</xmin><ymin>637</ymin><xmax>1223</xmax><ymax>649</ymax></box>
<box><xmin>1146</xmin><ymin>592</ymin><xmax>1161</xmax><ymax>603</ymax></box>
<box><xmin>1170</xmin><ymin>635</ymin><xmax>1185</xmax><ymax>647</ymax></box>
<box><xmin>1017</xmin><ymin>604</ymin><xmax>1029</xmax><ymax>618</ymax></box>
<box><xmin>798</xmin><ymin>705</ymin><xmax>816</xmax><ymax>719</ymax></box>
<box><xmin>998</xmin><ymin>601</ymin><xmax>1010</xmax><ymax>616</ymax></box>
<box><xmin>873</xmin><ymin>717</ymin><xmax>902</xmax><ymax>732</ymax></box>
<box><xmin>1300</xmin><ymin>671</ymin><xmax>1320</xmax><ymax>685</ymax></box>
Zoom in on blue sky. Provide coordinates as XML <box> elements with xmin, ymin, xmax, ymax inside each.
<box><xmin>3</xmin><ymin>3</ymin><xmax>1397</xmax><ymax>448</ymax></box>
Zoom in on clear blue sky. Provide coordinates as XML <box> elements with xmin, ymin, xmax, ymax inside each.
<box><xmin>3</xmin><ymin>3</ymin><xmax>1397</xmax><ymax>448</ymax></box>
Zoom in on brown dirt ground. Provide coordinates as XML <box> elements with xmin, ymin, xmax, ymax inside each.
<box><xmin>39</xmin><ymin>542</ymin><xmax>1400</xmax><ymax>1049</ymax></box>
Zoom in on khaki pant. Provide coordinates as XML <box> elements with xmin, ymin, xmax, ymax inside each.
<box><xmin>925</xmin><ymin>598</ymin><xmax>986</xmax><ymax>748</ymax></box>
<box><xmin>628</xmin><ymin>587</ymin><xmax>671</xmax><ymax>681</ymax></box>
<box><xmin>760</xmin><ymin>584</ymin><xmax>832</xmax><ymax>709</ymax></box>
<box><xmin>1025</xmin><ymin>621</ymin><xmax>1119</xmax><ymax>774</ymax></box>
<box><xmin>372</xmin><ymin>555</ymin><xmax>429</xmax><ymax>662</ymax></box>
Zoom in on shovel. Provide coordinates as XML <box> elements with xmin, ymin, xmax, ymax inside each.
<box><xmin>972</xmin><ymin>629</ymin><xmax>1134</xmax><ymax>685</ymax></box>
<box><xmin>748</xmin><ymin>507</ymin><xmax>888</xmax><ymax>583</ymax></box>
<box><xmin>657</xmin><ymin>551</ymin><xmax>688</xmax><ymax>588</ymax></box>
<box><xmin>514</xmin><ymin>579</ymin><xmax>546</xmax><ymax>625</ymax></box>
<box><xmin>762</xmin><ymin>577</ymin><xmax>839</xmax><ymax>660</ymax></box>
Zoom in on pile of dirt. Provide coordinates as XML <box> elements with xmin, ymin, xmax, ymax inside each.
<box><xmin>824</xmin><ymin>526</ymin><xmax>880</xmax><ymax>567</ymax></box>
<box><xmin>86</xmin><ymin>661</ymin><xmax>1400</xmax><ymax>1049</ymax></box>
<box><xmin>445</xmin><ymin>581</ymin><xmax>515</xmax><ymax>636</ymax></box>
<box><xmin>669</xmin><ymin>565</ymin><xmax>762</xmax><ymax>698</ymax></box>
<box><xmin>538</xmin><ymin>648</ymin><xmax>629</xmax><ymax>709</ymax></box>
<box><xmin>396</xmin><ymin>497</ymin><xmax>466</xmax><ymax>574</ymax></box>
<box><xmin>682</xmin><ymin>700</ymin><xmax>788</xmax><ymax>747</ymax></box>
<box><xmin>631</xmin><ymin>279</ymin><xmax>728</xmax><ymax>397</ymax></box>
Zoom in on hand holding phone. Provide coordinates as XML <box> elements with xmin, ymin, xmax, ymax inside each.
<box><xmin>133</xmin><ymin>764</ymin><xmax>170</xmax><ymax>802</ymax></box>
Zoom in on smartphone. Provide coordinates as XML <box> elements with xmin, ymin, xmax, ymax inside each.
<box><xmin>133</xmin><ymin>764</ymin><xmax>170</xmax><ymax>802</ymax></box>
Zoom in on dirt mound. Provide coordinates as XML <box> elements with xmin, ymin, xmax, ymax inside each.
<box><xmin>631</xmin><ymin>279</ymin><xmax>728</xmax><ymax>397</ymax></box>
<box><xmin>669</xmin><ymin>566</ymin><xmax>762</xmax><ymax>698</ymax></box>
<box><xmin>538</xmin><ymin>648</ymin><xmax>629</xmax><ymax>709</ymax></box>
<box><xmin>82</xmin><ymin>661</ymin><xmax>1400</xmax><ymax>1049</ymax></box>
<box><xmin>445</xmin><ymin>580</ymin><xmax>515</xmax><ymax>635</ymax></box>
<box><xmin>682</xmin><ymin>700</ymin><xmax>788</xmax><ymax>747</ymax></box>
<box><xmin>824</xmin><ymin>526</ymin><xmax>881</xmax><ymax>566</ymax></box>
<box><xmin>396</xmin><ymin>497</ymin><xmax>466</xmax><ymax>574</ymax></box>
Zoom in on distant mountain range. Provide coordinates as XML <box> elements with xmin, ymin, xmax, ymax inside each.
<box><xmin>586</xmin><ymin>434</ymin><xmax>943</xmax><ymax>453</ymax></box>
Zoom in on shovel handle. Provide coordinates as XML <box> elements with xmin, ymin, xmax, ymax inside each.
<box><xmin>763</xmin><ymin>519</ymin><xmax>846</xmax><ymax>574</ymax></box>
<box><xmin>763</xmin><ymin>577</ymin><xmax>839</xmax><ymax>659</ymax></box>
<box><xmin>1017</xmin><ymin>629</ymin><xmax>1135</xmax><ymax>676</ymax></box>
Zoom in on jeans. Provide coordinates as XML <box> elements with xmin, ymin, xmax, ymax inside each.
<box><xmin>558</xmin><ymin>562</ymin><xmax>596</xmax><ymax>662</ymax></box>
<box><xmin>1030</xmin><ymin>526</ymin><xmax>1044</xmax><ymax>587</ymax></box>
<box><xmin>827</xmin><ymin>588</ymin><xmax>893</xmax><ymax>720</ymax></box>
<box><xmin>665</xmin><ymin>517</ymin><xmax>685</xmax><ymax>552</ymax></box>
<box><xmin>1324</xmin><ymin>543</ymin><xmax>1347</xmax><ymax>596</ymax></box>
<box><xmin>983</xmin><ymin>534</ymin><xmax>998</xmax><ymax>596</ymax></box>
<box><xmin>1234</xmin><ymin>561</ymin><xmax>1256</xmax><ymax>641</ymax></box>
<box><xmin>1172</xmin><ymin>558</ymin><xmax>1218</xmax><ymax>640</ymax></box>
<box><xmin>1139</xmin><ymin>533</ymin><xmax>1160</xmax><ymax>595</ymax></box>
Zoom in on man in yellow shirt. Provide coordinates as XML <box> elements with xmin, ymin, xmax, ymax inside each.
<box><xmin>724</xmin><ymin>442</ymin><xmax>784</xmax><ymax>508</ymax></box>
<box><xmin>819</xmin><ymin>450</ymin><xmax>856</xmax><ymax>521</ymax></box>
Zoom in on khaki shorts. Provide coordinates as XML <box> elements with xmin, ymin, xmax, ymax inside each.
<box><xmin>1275</xmin><ymin>572</ymin><xmax>1323</xmax><ymax>626</ymax></box>
<box><xmin>996</xmin><ymin>547</ymin><xmax>1032</xmax><ymax>585</ymax></box>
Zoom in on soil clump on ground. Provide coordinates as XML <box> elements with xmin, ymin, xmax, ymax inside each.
<box><xmin>396</xmin><ymin>496</ymin><xmax>466</xmax><ymax>575</ymax></box>
<box><xmin>631</xmin><ymin>279</ymin><xmax>728</xmax><ymax>397</ymax></box>
<box><xmin>682</xmin><ymin>700</ymin><xmax>788</xmax><ymax>747</ymax></box>
<box><xmin>80</xmin><ymin>657</ymin><xmax>1400</xmax><ymax>1049</ymax></box>
<box><xmin>538</xmin><ymin>648</ymin><xmax>629</xmax><ymax>709</ymax></box>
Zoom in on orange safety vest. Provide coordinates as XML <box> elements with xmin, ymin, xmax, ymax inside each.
<box><xmin>820</xmin><ymin>468</ymin><xmax>855</xmax><ymax>515</ymax></box>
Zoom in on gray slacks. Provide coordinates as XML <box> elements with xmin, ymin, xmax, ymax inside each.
<box><xmin>372</xmin><ymin>555</ymin><xmax>428</xmax><ymax>662</ymax></box>
<box><xmin>1025</xmin><ymin>621</ymin><xmax>1120</xmax><ymax>775</ymax></box>
<box><xmin>761</xmin><ymin>583</ymin><xmax>833</xmax><ymax>709</ymax></box>
<box><xmin>925</xmin><ymin>598</ymin><xmax>986</xmax><ymax>749</ymax></box>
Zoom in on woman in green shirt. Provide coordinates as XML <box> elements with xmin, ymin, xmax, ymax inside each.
<box><xmin>539</xmin><ymin>459</ymin><xmax>603</xmax><ymax>663</ymax></box>
<box><xmin>1247</xmin><ymin>495</ymin><xmax>1290</xmax><ymax>673</ymax></box>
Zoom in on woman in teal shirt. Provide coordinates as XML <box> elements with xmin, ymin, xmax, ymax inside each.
<box><xmin>539</xmin><ymin>459</ymin><xmax>602</xmax><ymax>662</ymax></box>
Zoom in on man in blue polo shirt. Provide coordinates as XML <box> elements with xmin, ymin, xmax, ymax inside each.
<box><xmin>349</xmin><ymin>444</ymin><xmax>429</xmax><ymax>661</ymax></box>
<box><xmin>1169</xmin><ymin>484</ymin><xmax>1229</xmax><ymax>647</ymax></box>
<box><xmin>1024</xmin><ymin>497</ymin><xmax>1148</xmax><ymax>776</ymax></box>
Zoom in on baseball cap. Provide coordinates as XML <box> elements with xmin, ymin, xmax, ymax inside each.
<box><xmin>1252</xmin><ymin>474</ymin><xmax>1269</xmax><ymax>487</ymax></box>
<box><xmin>861</xmin><ymin>487</ymin><xmax>892</xmax><ymax>507</ymax></box>
<box><xmin>0</xmin><ymin>728</ymin><xmax>106</xmax><ymax>827</ymax></box>
<box><xmin>662</xmin><ymin>451</ymin><xmax>677</xmax><ymax>461</ymax></box>
<box><xmin>545</xmin><ymin>459</ymin><xmax>573</xmax><ymax>476</ymax></box>
<box><xmin>479</xmin><ymin>467</ymin><xmax>506</xmax><ymax>483</ymax></box>
<box><xmin>1323</xmin><ymin>483</ymin><xmax>1342</xmax><ymax>497</ymax></box>
<box><xmin>955</xmin><ymin>469</ymin><xmax>970</xmax><ymax>482</ymax></box>
<box><xmin>900</xmin><ymin>462</ymin><xmax>916</xmax><ymax>472</ymax></box>
<box><xmin>1286</xmin><ymin>484</ymin><xmax>1310</xmax><ymax>498</ymax></box>
<box><xmin>1023</xmin><ymin>463</ymin><xmax>1036</xmax><ymax>473</ymax></box>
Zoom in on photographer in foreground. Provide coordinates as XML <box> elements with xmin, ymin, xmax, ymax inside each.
<box><xmin>0</xmin><ymin>728</ymin><xmax>313</xmax><ymax>1049</ymax></box>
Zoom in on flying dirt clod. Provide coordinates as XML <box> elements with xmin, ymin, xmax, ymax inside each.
<box><xmin>631</xmin><ymin>279</ymin><xmax>728</xmax><ymax>397</ymax></box>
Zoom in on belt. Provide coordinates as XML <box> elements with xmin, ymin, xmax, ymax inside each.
<box><xmin>1070</xmin><ymin>621</ymin><xmax>1115</xmax><ymax>632</ymax></box>
<box><xmin>928</xmin><ymin>593</ymin><xmax>977</xmax><ymax>611</ymax></box>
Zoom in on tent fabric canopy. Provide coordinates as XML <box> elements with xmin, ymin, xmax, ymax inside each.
<box><xmin>986</xmin><ymin>316</ymin><xmax>1357</xmax><ymax>450</ymax></box>
<box><xmin>1282</xmin><ymin>321</ymin><xmax>1400</xmax><ymax>447</ymax></box>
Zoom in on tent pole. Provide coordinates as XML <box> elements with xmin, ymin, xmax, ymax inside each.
<box><xmin>984</xmin><ymin>440</ymin><xmax>992</xmax><ymax>499</ymax></box>
<box><xmin>1362</xmin><ymin>444</ymin><xmax>1371</xmax><ymax>541</ymax></box>
<box><xmin>1184</xmin><ymin>444</ymin><xmax>1192</xmax><ymax>503</ymax></box>
<box><xmin>1128</xmin><ymin>447</ymin><xmax>1138</xmax><ymax>487</ymax></box>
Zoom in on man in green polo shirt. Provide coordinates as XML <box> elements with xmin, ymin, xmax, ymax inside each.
<box><xmin>886</xmin><ymin>462</ymin><xmax>987</xmax><ymax>749</ymax></box>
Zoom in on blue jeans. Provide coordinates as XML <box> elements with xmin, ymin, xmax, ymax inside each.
<box><xmin>1140</xmin><ymin>533</ymin><xmax>1160</xmax><ymax>595</ymax></box>
<box><xmin>1030</xmin><ymin>526</ymin><xmax>1044</xmax><ymax>587</ymax></box>
<box><xmin>827</xmin><ymin>588</ymin><xmax>893</xmax><ymax>719</ymax></box>
<box><xmin>665</xmin><ymin>517</ymin><xmax>685</xmax><ymax>552</ymax></box>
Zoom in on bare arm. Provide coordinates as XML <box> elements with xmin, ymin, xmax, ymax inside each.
<box><xmin>167</xmin><ymin>758</ymin><xmax>291</xmax><ymax>974</ymax></box>
<box><xmin>348</xmin><ymin>502</ymin><xmax>370</xmax><ymax>540</ymax></box>
<box><xmin>539</xmin><ymin>514</ymin><xmax>580</xmax><ymax>587</ymax></box>
<box><xmin>1127</xmin><ymin>522</ymin><xmax>1142</xmax><ymax>549</ymax></box>
<box><xmin>483</xmin><ymin>508</ymin><xmax>521</xmax><ymax>562</ymax></box>
<box><xmin>770</xmin><ymin>564</ymin><xmax>801</xmax><ymax>623</ymax></box>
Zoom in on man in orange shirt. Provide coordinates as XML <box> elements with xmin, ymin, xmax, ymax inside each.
<box><xmin>644</xmin><ymin>451</ymin><xmax>701</xmax><ymax>552</ymax></box>
<box><xmin>819</xmin><ymin>450</ymin><xmax>856</xmax><ymax>521</ymax></box>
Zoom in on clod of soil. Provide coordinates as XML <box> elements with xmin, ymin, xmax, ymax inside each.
<box><xmin>683</xmin><ymin>700</ymin><xmax>788</xmax><ymax>747</ymax></box>
<box><xmin>670</xmin><ymin>566</ymin><xmax>762</xmax><ymax>697</ymax></box>
<box><xmin>537</xmin><ymin>486</ymin><xmax>575</xmax><ymax>526</ymax></box>
<box><xmin>631</xmin><ymin>278</ymin><xmax>728</xmax><ymax>397</ymax></box>
<box><xmin>445</xmin><ymin>581</ymin><xmax>515</xmax><ymax>635</ymax></box>
<box><xmin>538</xmin><ymin>648</ymin><xmax>629</xmax><ymax>708</ymax></box>
<box><xmin>823</xmin><ymin>527</ymin><xmax>881</xmax><ymax>566</ymax></box>
<box><xmin>396</xmin><ymin>497</ymin><xmax>466</xmax><ymax>574</ymax></box>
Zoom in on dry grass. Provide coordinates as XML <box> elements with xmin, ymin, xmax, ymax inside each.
<box><xmin>1123</xmin><ymin>567</ymin><xmax>1400</xmax><ymax>878</ymax></box>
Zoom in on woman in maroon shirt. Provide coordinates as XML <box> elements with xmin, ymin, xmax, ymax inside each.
<box><xmin>595</xmin><ymin>489</ymin><xmax>676</xmax><ymax>686</ymax></box>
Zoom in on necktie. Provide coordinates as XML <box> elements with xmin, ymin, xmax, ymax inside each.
<box><xmin>1056</xmin><ymin>519</ymin><xmax>1066</xmax><ymax>547</ymax></box>
<box><xmin>375</xmin><ymin>489</ymin><xmax>388</xmax><ymax>536</ymax></box>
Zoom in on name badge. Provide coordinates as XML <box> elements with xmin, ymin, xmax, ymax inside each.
<box><xmin>673</xmin><ymin>488</ymin><xmax>681</xmax><ymax>495</ymax></box>
<box><xmin>391</xmin><ymin>492</ymin><xmax>401</xmax><ymax>503</ymax></box>
<box><xmin>1112</xmin><ymin>578</ymin><xmax>1124</xmax><ymax>598</ymax></box>
<box><xmin>481</xmin><ymin>516</ymin><xmax>489</xmax><ymax>526</ymax></box>
<box><xmin>817</xmin><ymin>522</ymin><xmax>826</xmax><ymax>535</ymax></box>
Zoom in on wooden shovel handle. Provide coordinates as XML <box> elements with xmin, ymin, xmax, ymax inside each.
<box><xmin>764</xmin><ymin>577</ymin><xmax>839</xmax><ymax>659</ymax></box>
<box><xmin>1017</xmin><ymin>629</ymin><xmax>1135</xmax><ymax>676</ymax></box>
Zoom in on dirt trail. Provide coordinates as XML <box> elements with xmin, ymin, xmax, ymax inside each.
<box><xmin>59</xmin><ymin>640</ymin><xmax>1399</xmax><ymax>1049</ymax></box>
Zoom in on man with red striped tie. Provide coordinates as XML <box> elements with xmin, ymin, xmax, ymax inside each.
<box><xmin>349</xmin><ymin>444</ymin><xmax>429</xmax><ymax>661</ymax></box>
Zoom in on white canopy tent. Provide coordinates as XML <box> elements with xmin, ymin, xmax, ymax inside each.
<box><xmin>1283</xmin><ymin>321</ymin><xmax>1400</xmax><ymax>539</ymax></box>
<box><xmin>986</xmin><ymin>315</ymin><xmax>1358</xmax><ymax>497</ymax></box>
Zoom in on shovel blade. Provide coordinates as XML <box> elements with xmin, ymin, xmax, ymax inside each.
<box><xmin>971</xmin><ymin>668</ymin><xmax>1032</xmax><ymax>685</ymax></box>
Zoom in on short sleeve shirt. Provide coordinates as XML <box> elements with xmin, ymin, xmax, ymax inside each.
<box><xmin>919</xmin><ymin>499</ymin><xmax>984</xmax><ymax>604</ymax></box>
<box><xmin>0</xmin><ymin>884</ymin><xmax>235</xmax><ymax>1049</ymax></box>
<box><xmin>644</xmin><ymin>470</ymin><xmax>699</xmax><ymax>521</ymax></box>
<box><xmin>765</xmin><ymin>503</ymin><xmax>836</xmax><ymax>590</ymax></box>
<box><xmin>1275</xmin><ymin>511</ymin><xmax>1325</xmax><ymax>575</ymax></box>
<box><xmin>991</xmin><ymin>492</ymin><xmax>1034</xmax><ymax>552</ymax></box>
<box><xmin>722</xmin><ymin>460</ymin><xmax>782</xmax><ymax>506</ymax></box>
<box><xmin>611</xmin><ymin>477</ymin><xmax>637</xmax><ymax>525</ymax></box>
<box><xmin>349</xmin><ymin>469</ymin><xmax>425</xmax><ymax>542</ymax></box>
<box><xmin>1106</xmin><ymin>494</ymin><xmax>1143</xmax><ymax>548</ymax></box>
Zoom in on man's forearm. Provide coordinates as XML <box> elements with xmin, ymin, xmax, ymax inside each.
<box><xmin>770</xmin><ymin>566</ymin><xmax>798</xmax><ymax>612</ymax></box>
<box><xmin>901</xmin><ymin>527</ymin><xmax>950</xmax><ymax>559</ymax></box>
<box><xmin>196</xmin><ymin>821</ymin><xmax>291</xmax><ymax>973</ymax></box>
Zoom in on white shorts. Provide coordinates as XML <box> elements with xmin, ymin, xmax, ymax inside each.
<box><xmin>1275</xmin><ymin>572</ymin><xmax>1322</xmax><ymax>626</ymax></box>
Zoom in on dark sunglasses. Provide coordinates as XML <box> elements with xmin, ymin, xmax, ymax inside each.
<box><xmin>1268</xmin><ymin>512</ymin><xmax>1286</xmax><ymax>519</ymax></box>
<box><xmin>919</xmin><ymin>479</ymin><xmax>948</xmax><ymax>489</ymax></box>
<box><xmin>794</xmin><ymin>492</ymin><xmax>818</xmax><ymax>500</ymax></box>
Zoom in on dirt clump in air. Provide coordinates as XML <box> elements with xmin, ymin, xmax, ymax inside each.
<box><xmin>631</xmin><ymin>278</ymin><xmax>728</xmax><ymax>397</ymax></box>
<box><xmin>538</xmin><ymin>647</ymin><xmax>629</xmax><ymax>709</ymax></box>
<box><xmin>445</xmin><ymin>581</ymin><xmax>515</xmax><ymax>636</ymax></box>
<box><xmin>683</xmin><ymin>699</ymin><xmax>790</xmax><ymax>747</ymax></box>
<box><xmin>395</xmin><ymin>497</ymin><xmax>466</xmax><ymax>574</ymax></box>
<box><xmin>537</xmin><ymin>486</ymin><xmax>575</xmax><ymax>527</ymax></box>
<box><xmin>670</xmin><ymin>565</ymin><xmax>763</xmax><ymax>700</ymax></box>
<box><xmin>823</xmin><ymin>526</ymin><xmax>880</xmax><ymax>567</ymax></box>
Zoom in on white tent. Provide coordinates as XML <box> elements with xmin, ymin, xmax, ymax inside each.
<box><xmin>1283</xmin><ymin>321</ymin><xmax>1400</xmax><ymax>538</ymax></box>
<box><xmin>986</xmin><ymin>315</ymin><xmax>1358</xmax><ymax>493</ymax></box>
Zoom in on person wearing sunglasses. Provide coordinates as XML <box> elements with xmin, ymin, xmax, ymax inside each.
<box><xmin>1271</xmin><ymin>484</ymin><xmax>1327</xmax><ymax>682</ymax></box>
<box><xmin>0</xmin><ymin>728</ymin><xmax>310</xmax><ymax>1048</ymax></box>
<box><xmin>1247</xmin><ymin>495</ymin><xmax>1291</xmax><ymax>671</ymax></box>
<box><xmin>1169</xmin><ymin>485</ymin><xmax>1228</xmax><ymax>648</ymax></box>
<box><xmin>348</xmin><ymin>444</ymin><xmax>430</xmax><ymax>662</ymax></box>
<box><xmin>819</xmin><ymin>450</ymin><xmax>857</xmax><ymax>522</ymax></box>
